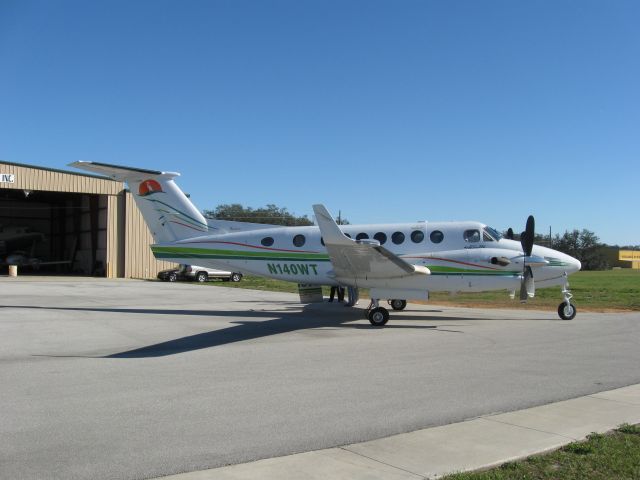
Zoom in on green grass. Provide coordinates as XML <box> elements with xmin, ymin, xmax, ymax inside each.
<box><xmin>204</xmin><ymin>269</ymin><xmax>640</xmax><ymax>312</ymax></box>
<box><xmin>428</xmin><ymin>269</ymin><xmax>640</xmax><ymax>311</ymax></box>
<box><xmin>441</xmin><ymin>424</ymin><xmax>640</xmax><ymax>480</ymax></box>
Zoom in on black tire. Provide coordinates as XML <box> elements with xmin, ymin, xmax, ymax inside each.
<box><xmin>558</xmin><ymin>302</ymin><xmax>577</xmax><ymax>320</ymax></box>
<box><xmin>390</xmin><ymin>299</ymin><xmax>407</xmax><ymax>311</ymax></box>
<box><xmin>230</xmin><ymin>273</ymin><xmax>242</xmax><ymax>282</ymax></box>
<box><xmin>196</xmin><ymin>272</ymin><xmax>208</xmax><ymax>283</ymax></box>
<box><xmin>168</xmin><ymin>272</ymin><xmax>178</xmax><ymax>282</ymax></box>
<box><xmin>368</xmin><ymin>307</ymin><xmax>390</xmax><ymax>326</ymax></box>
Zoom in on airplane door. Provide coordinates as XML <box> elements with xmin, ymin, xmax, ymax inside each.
<box><xmin>463</xmin><ymin>227</ymin><xmax>482</xmax><ymax>290</ymax></box>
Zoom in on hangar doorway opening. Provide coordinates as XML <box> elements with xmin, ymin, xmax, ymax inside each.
<box><xmin>0</xmin><ymin>189</ymin><xmax>109</xmax><ymax>276</ymax></box>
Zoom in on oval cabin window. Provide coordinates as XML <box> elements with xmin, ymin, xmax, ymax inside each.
<box><xmin>391</xmin><ymin>232</ymin><xmax>405</xmax><ymax>245</ymax></box>
<box><xmin>293</xmin><ymin>234</ymin><xmax>306</xmax><ymax>247</ymax></box>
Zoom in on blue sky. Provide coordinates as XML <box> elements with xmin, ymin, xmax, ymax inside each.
<box><xmin>1</xmin><ymin>0</ymin><xmax>638</xmax><ymax>245</ymax></box>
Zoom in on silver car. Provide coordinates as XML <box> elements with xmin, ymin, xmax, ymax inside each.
<box><xmin>178</xmin><ymin>264</ymin><xmax>243</xmax><ymax>283</ymax></box>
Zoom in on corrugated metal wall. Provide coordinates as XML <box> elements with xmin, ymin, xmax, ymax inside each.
<box><xmin>1</xmin><ymin>161</ymin><xmax>177</xmax><ymax>279</ymax></box>
<box><xmin>0</xmin><ymin>161</ymin><xmax>121</xmax><ymax>195</ymax></box>
<box><xmin>124</xmin><ymin>191</ymin><xmax>177</xmax><ymax>279</ymax></box>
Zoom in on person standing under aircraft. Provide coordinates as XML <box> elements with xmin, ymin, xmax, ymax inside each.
<box><xmin>328</xmin><ymin>285</ymin><xmax>345</xmax><ymax>302</ymax></box>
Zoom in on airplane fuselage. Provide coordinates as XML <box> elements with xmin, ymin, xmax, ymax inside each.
<box><xmin>151</xmin><ymin>220</ymin><xmax>581</xmax><ymax>297</ymax></box>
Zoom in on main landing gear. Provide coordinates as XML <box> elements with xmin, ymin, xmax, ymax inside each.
<box><xmin>558</xmin><ymin>274</ymin><xmax>577</xmax><ymax>320</ymax></box>
<box><xmin>365</xmin><ymin>299</ymin><xmax>407</xmax><ymax>326</ymax></box>
<box><xmin>388</xmin><ymin>299</ymin><xmax>407</xmax><ymax>311</ymax></box>
<box><xmin>366</xmin><ymin>299</ymin><xmax>390</xmax><ymax>326</ymax></box>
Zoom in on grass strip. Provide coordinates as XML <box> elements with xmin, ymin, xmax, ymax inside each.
<box><xmin>202</xmin><ymin>270</ymin><xmax>640</xmax><ymax>312</ymax></box>
<box><xmin>442</xmin><ymin>424</ymin><xmax>640</xmax><ymax>480</ymax></box>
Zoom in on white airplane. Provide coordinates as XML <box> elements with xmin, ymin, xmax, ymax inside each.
<box><xmin>70</xmin><ymin>161</ymin><xmax>582</xmax><ymax>325</ymax></box>
<box><xmin>0</xmin><ymin>225</ymin><xmax>45</xmax><ymax>254</ymax></box>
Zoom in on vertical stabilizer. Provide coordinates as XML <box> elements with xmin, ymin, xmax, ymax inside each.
<box><xmin>69</xmin><ymin>161</ymin><xmax>209</xmax><ymax>243</ymax></box>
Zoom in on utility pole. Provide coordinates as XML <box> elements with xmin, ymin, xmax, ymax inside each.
<box><xmin>337</xmin><ymin>210</ymin><xmax>342</xmax><ymax>225</ymax></box>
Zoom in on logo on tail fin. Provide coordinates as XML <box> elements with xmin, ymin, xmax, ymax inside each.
<box><xmin>139</xmin><ymin>179</ymin><xmax>163</xmax><ymax>196</ymax></box>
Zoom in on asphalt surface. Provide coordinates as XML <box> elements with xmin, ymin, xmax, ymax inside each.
<box><xmin>1</xmin><ymin>279</ymin><xmax>639</xmax><ymax>480</ymax></box>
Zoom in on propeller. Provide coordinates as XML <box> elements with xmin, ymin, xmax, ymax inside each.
<box><xmin>520</xmin><ymin>215</ymin><xmax>535</xmax><ymax>257</ymax></box>
<box><xmin>519</xmin><ymin>215</ymin><xmax>536</xmax><ymax>302</ymax></box>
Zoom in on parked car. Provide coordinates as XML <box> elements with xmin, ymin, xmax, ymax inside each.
<box><xmin>157</xmin><ymin>264</ymin><xmax>243</xmax><ymax>283</ymax></box>
<box><xmin>157</xmin><ymin>267</ymin><xmax>179</xmax><ymax>282</ymax></box>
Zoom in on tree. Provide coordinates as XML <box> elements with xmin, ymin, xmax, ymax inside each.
<box><xmin>204</xmin><ymin>204</ymin><xmax>314</xmax><ymax>226</ymax></box>
<box><xmin>553</xmin><ymin>229</ymin><xmax>609</xmax><ymax>271</ymax></box>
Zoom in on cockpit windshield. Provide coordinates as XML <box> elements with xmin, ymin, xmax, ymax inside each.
<box><xmin>483</xmin><ymin>226</ymin><xmax>503</xmax><ymax>241</ymax></box>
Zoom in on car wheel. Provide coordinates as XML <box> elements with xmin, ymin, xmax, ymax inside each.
<box><xmin>230</xmin><ymin>273</ymin><xmax>242</xmax><ymax>282</ymax></box>
<box><xmin>168</xmin><ymin>272</ymin><xmax>178</xmax><ymax>282</ymax></box>
<box><xmin>196</xmin><ymin>272</ymin><xmax>208</xmax><ymax>283</ymax></box>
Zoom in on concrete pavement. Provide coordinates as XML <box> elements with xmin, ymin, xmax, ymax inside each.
<box><xmin>1</xmin><ymin>278</ymin><xmax>639</xmax><ymax>480</ymax></box>
<box><xmin>161</xmin><ymin>384</ymin><xmax>640</xmax><ymax>479</ymax></box>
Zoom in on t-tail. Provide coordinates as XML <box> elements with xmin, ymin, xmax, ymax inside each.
<box><xmin>69</xmin><ymin>161</ymin><xmax>209</xmax><ymax>243</ymax></box>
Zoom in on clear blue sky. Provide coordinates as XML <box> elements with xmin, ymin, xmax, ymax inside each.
<box><xmin>1</xmin><ymin>0</ymin><xmax>638</xmax><ymax>245</ymax></box>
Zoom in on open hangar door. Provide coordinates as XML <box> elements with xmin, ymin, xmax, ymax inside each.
<box><xmin>0</xmin><ymin>188</ymin><xmax>108</xmax><ymax>276</ymax></box>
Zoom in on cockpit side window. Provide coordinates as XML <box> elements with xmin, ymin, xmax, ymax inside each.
<box><xmin>484</xmin><ymin>226</ymin><xmax>503</xmax><ymax>241</ymax></box>
<box><xmin>483</xmin><ymin>230</ymin><xmax>494</xmax><ymax>242</ymax></box>
<box><xmin>464</xmin><ymin>229</ymin><xmax>481</xmax><ymax>243</ymax></box>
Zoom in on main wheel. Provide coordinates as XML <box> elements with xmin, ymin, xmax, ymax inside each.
<box><xmin>230</xmin><ymin>272</ymin><xmax>242</xmax><ymax>282</ymax></box>
<box><xmin>368</xmin><ymin>307</ymin><xmax>390</xmax><ymax>326</ymax></box>
<box><xmin>196</xmin><ymin>271</ymin><xmax>208</xmax><ymax>283</ymax></box>
<box><xmin>390</xmin><ymin>299</ymin><xmax>407</xmax><ymax>311</ymax></box>
<box><xmin>558</xmin><ymin>302</ymin><xmax>577</xmax><ymax>320</ymax></box>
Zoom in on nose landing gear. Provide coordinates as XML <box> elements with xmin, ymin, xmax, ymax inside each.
<box><xmin>558</xmin><ymin>274</ymin><xmax>577</xmax><ymax>320</ymax></box>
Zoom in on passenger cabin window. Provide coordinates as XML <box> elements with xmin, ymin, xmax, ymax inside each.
<box><xmin>392</xmin><ymin>232</ymin><xmax>405</xmax><ymax>245</ymax></box>
<box><xmin>430</xmin><ymin>230</ymin><xmax>444</xmax><ymax>244</ymax></box>
<box><xmin>320</xmin><ymin>237</ymin><xmax>325</xmax><ymax>246</ymax></box>
<box><xmin>344</xmin><ymin>233</ymin><xmax>352</xmax><ymax>238</ymax></box>
<box><xmin>261</xmin><ymin>237</ymin><xmax>274</xmax><ymax>247</ymax></box>
<box><xmin>373</xmin><ymin>232</ymin><xmax>387</xmax><ymax>245</ymax></box>
<box><xmin>411</xmin><ymin>230</ymin><xmax>424</xmax><ymax>243</ymax></box>
<box><xmin>356</xmin><ymin>232</ymin><xmax>369</xmax><ymax>241</ymax></box>
<box><xmin>293</xmin><ymin>234</ymin><xmax>306</xmax><ymax>247</ymax></box>
<box><xmin>464</xmin><ymin>229</ymin><xmax>481</xmax><ymax>243</ymax></box>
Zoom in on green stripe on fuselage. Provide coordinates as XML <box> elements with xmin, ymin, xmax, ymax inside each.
<box><xmin>151</xmin><ymin>246</ymin><xmax>521</xmax><ymax>276</ymax></box>
<box><xmin>151</xmin><ymin>246</ymin><xmax>331</xmax><ymax>262</ymax></box>
<box><xmin>428</xmin><ymin>266</ymin><xmax>520</xmax><ymax>276</ymax></box>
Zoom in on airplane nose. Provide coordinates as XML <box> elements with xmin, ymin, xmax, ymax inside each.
<box><xmin>569</xmin><ymin>256</ymin><xmax>581</xmax><ymax>273</ymax></box>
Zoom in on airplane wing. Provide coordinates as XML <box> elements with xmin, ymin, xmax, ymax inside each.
<box><xmin>312</xmin><ymin>204</ymin><xmax>430</xmax><ymax>282</ymax></box>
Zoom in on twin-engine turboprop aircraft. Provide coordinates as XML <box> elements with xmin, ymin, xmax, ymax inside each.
<box><xmin>71</xmin><ymin>161</ymin><xmax>581</xmax><ymax>325</ymax></box>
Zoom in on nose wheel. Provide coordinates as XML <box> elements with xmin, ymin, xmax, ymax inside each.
<box><xmin>558</xmin><ymin>274</ymin><xmax>577</xmax><ymax>320</ymax></box>
<box><xmin>366</xmin><ymin>299</ymin><xmax>390</xmax><ymax>326</ymax></box>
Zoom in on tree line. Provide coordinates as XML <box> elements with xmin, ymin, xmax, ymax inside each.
<box><xmin>206</xmin><ymin>204</ymin><xmax>634</xmax><ymax>271</ymax></box>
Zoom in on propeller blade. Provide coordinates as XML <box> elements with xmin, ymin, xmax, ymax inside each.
<box><xmin>506</xmin><ymin>228</ymin><xmax>514</xmax><ymax>240</ymax></box>
<box><xmin>519</xmin><ymin>266</ymin><xmax>535</xmax><ymax>302</ymax></box>
<box><xmin>520</xmin><ymin>215</ymin><xmax>535</xmax><ymax>257</ymax></box>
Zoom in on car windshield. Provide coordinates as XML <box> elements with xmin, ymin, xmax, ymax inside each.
<box><xmin>483</xmin><ymin>226</ymin><xmax>503</xmax><ymax>241</ymax></box>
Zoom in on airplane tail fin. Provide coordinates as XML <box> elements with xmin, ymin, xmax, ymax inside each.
<box><xmin>69</xmin><ymin>161</ymin><xmax>209</xmax><ymax>243</ymax></box>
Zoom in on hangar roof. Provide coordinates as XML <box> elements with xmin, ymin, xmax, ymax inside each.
<box><xmin>0</xmin><ymin>160</ymin><xmax>124</xmax><ymax>195</ymax></box>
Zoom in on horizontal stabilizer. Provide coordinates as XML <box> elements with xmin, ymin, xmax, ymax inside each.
<box><xmin>70</xmin><ymin>161</ymin><xmax>208</xmax><ymax>243</ymax></box>
<box><xmin>69</xmin><ymin>161</ymin><xmax>179</xmax><ymax>181</ymax></box>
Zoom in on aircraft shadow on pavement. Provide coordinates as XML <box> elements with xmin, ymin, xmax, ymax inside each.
<box><xmin>3</xmin><ymin>303</ymin><xmax>548</xmax><ymax>358</ymax></box>
<box><xmin>105</xmin><ymin>306</ymin><xmax>471</xmax><ymax>358</ymax></box>
<box><xmin>3</xmin><ymin>303</ymin><xmax>474</xmax><ymax>358</ymax></box>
